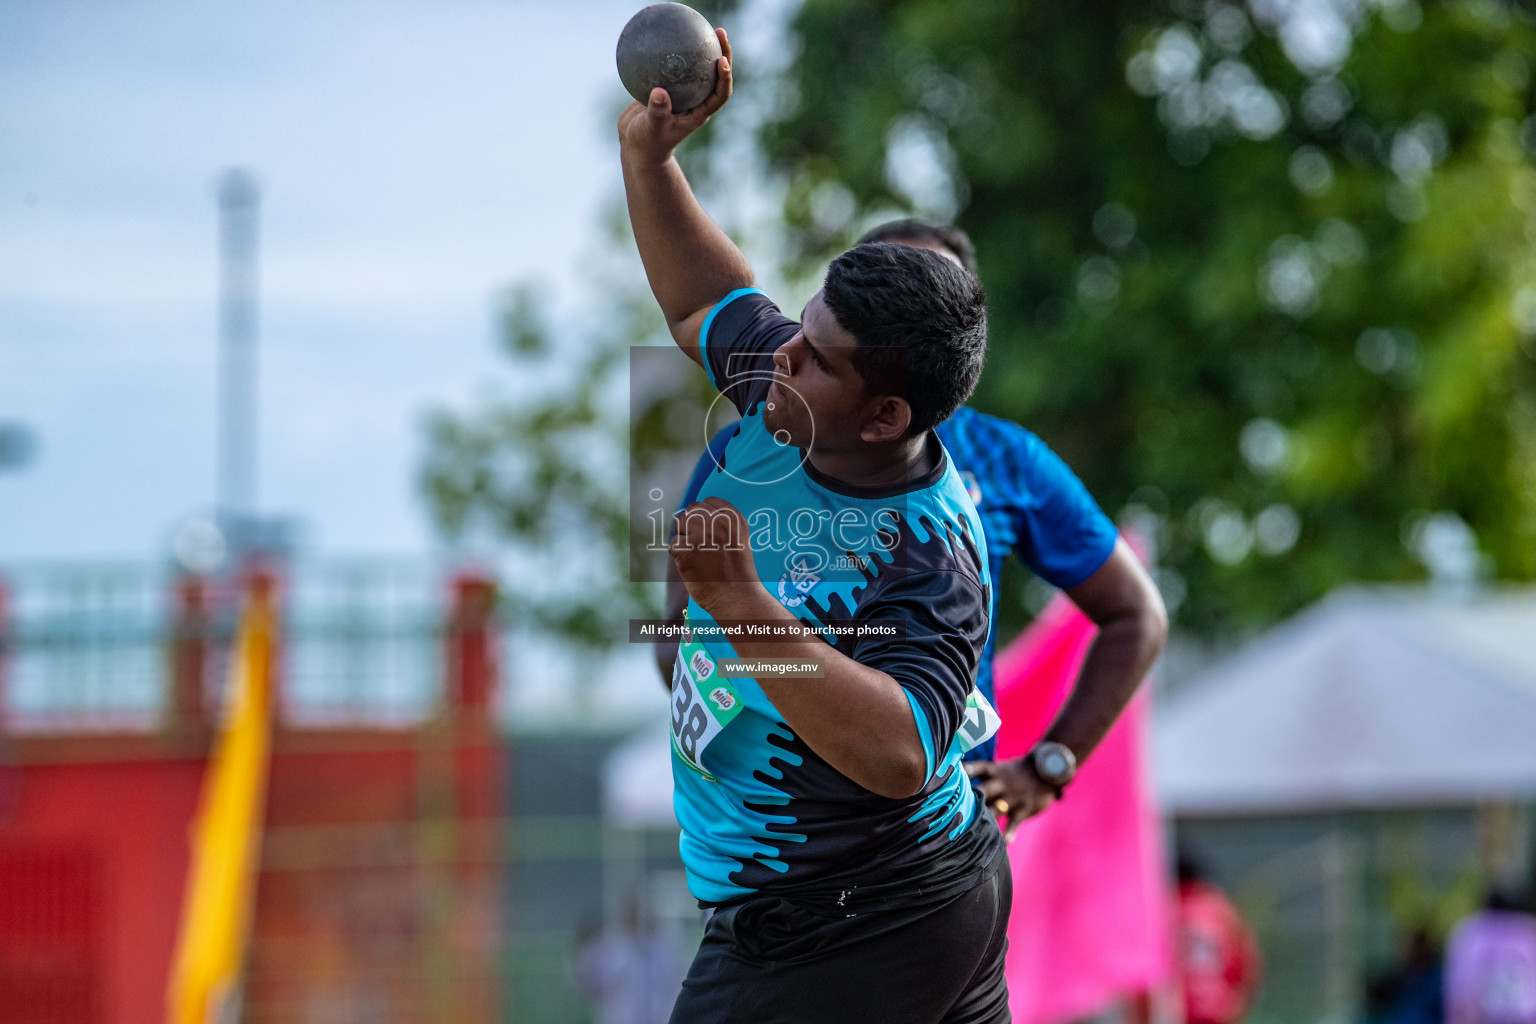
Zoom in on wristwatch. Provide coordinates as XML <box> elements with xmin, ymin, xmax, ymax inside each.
<box><xmin>1028</xmin><ymin>741</ymin><xmax>1078</xmax><ymax>798</ymax></box>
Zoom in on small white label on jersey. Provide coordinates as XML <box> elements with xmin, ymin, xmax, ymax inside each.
<box><xmin>955</xmin><ymin>686</ymin><xmax>1002</xmax><ymax>754</ymax></box>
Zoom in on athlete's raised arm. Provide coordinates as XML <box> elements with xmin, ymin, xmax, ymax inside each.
<box><xmin>617</xmin><ymin>27</ymin><xmax>752</xmax><ymax>366</ymax></box>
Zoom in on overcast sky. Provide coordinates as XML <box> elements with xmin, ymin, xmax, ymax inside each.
<box><xmin>0</xmin><ymin>0</ymin><xmax>667</xmax><ymax>563</ymax></box>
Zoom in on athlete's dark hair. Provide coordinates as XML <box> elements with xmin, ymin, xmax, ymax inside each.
<box><xmin>822</xmin><ymin>242</ymin><xmax>986</xmax><ymax>437</ymax></box>
<box><xmin>857</xmin><ymin>220</ymin><xmax>979</xmax><ymax>276</ymax></box>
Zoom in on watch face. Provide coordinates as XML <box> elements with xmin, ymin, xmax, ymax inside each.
<box><xmin>1033</xmin><ymin>742</ymin><xmax>1076</xmax><ymax>786</ymax></box>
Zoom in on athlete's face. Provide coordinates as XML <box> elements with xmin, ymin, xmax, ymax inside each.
<box><xmin>764</xmin><ymin>291</ymin><xmax>874</xmax><ymax>450</ymax></box>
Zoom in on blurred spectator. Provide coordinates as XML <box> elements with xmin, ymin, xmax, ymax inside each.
<box><xmin>1174</xmin><ymin>850</ymin><xmax>1264</xmax><ymax>1024</ymax></box>
<box><xmin>574</xmin><ymin>903</ymin><xmax>683</xmax><ymax>1024</ymax></box>
<box><xmin>1367</xmin><ymin>926</ymin><xmax>1444</xmax><ymax>1024</ymax></box>
<box><xmin>1444</xmin><ymin>888</ymin><xmax>1536</xmax><ymax>1024</ymax></box>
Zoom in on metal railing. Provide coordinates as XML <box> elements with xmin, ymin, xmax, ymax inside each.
<box><xmin>0</xmin><ymin>558</ymin><xmax>460</xmax><ymax>732</ymax></box>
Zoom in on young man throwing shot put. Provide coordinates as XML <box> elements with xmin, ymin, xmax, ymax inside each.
<box><xmin>658</xmin><ymin>219</ymin><xmax>1169</xmax><ymax>842</ymax></box>
<box><xmin>621</xmin><ymin>29</ymin><xmax>1009</xmax><ymax>1024</ymax></box>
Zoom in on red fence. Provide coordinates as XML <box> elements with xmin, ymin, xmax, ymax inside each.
<box><xmin>0</xmin><ymin>563</ymin><xmax>506</xmax><ymax>1024</ymax></box>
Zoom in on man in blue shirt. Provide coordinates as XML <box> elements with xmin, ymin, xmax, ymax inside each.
<box><xmin>659</xmin><ymin>219</ymin><xmax>1168</xmax><ymax>840</ymax></box>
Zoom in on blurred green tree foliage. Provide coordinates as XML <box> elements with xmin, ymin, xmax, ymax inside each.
<box><xmin>763</xmin><ymin>0</ymin><xmax>1536</xmax><ymax>634</ymax></box>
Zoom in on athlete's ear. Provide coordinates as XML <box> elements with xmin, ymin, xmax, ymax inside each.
<box><xmin>858</xmin><ymin>394</ymin><xmax>912</xmax><ymax>444</ymax></box>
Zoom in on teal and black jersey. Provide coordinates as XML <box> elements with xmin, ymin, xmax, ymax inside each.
<box><xmin>670</xmin><ymin>288</ymin><xmax>1004</xmax><ymax>908</ymax></box>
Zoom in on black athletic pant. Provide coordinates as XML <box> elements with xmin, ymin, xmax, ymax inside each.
<box><xmin>668</xmin><ymin>857</ymin><xmax>1012</xmax><ymax>1024</ymax></box>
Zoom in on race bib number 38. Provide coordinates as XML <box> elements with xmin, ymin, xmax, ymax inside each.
<box><xmin>670</xmin><ymin>620</ymin><xmax>743</xmax><ymax>780</ymax></box>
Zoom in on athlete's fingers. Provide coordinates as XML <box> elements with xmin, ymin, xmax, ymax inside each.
<box><xmin>682</xmin><ymin>45</ymin><xmax>732</xmax><ymax>126</ymax></box>
<box><xmin>701</xmin><ymin>29</ymin><xmax>732</xmax><ymax>111</ymax></box>
<box><xmin>671</xmin><ymin>513</ymin><xmax>704</xmax><ymax>561</ymax></box>
<box><xmin>672</xmin><ymin>499</ymin><xmax>754</xmax><ymax>589</ymax></box>
<box><xmin>648</xmin><ymin>86</ymin><xmax>673</xmax><ymax>118</ymax></box>
<box><xmin>674</xmin><ymin>498</ymin><xmax>724</xmax><ymax>533</ymax></box>
<box><xmin>617</xmin><ymin>99</ymin><xmax>645</xmax><ymax>137</ymax></box>
<box><xmin>694</xmin><ymin>496</ymin><xmax>748</xmax><ymax>529</ymax></box>
<box><xmin>1005</xmin><ymin>794</ymin><xmax>1053</xmax><ymax>842</ymax></box>
<box><xmin>971</xmin><ymin>775</ymin><xmax>1007</xmax><ymax>804</ymax></box>
<box><xmin>963</xmin><ymin>760</ymin><xmax>994</xmax><ymax>779</ymax></box>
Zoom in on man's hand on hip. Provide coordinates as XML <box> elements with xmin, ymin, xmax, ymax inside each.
<box><xmin>965</xmin><ymin>758</ymin><xmax>1056</xmax><ymax>843</ymax></box>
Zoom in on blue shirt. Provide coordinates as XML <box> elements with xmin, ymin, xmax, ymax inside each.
<box><xmin>935</xmin><ymin>406</ymin><xmax>1118</xmax><ymax>757</ymax></box>
<box><xmin>682</xmin><ymin>403</ymin><xmax>1117</xmax><ymax>764</ymax></box>
<box><xmin>671</xmin><ymin>288</ymin><xmax>1002</xmax><ymax>907</ymax></box>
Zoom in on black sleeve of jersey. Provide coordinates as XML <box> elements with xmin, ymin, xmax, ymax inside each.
<box><xmin>845</xmin><ymin>569</ymin><xmax>988</xmax><ymax>772</ymax></box>
<box><xmin>701</xmin><ymin>290</ymin><xmax>800</xmax><ymax>418</ymax></box>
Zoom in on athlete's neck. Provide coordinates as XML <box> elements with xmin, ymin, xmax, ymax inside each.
<box><xmin>805</xmin><ymin>433</ymin><xmax>935</xmax><ymax>492</ymax></box>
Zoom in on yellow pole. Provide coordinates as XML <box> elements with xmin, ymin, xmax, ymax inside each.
<box><xmin>166</xmin><ymin>576</ymin><xmax>276</xmax><ymax>1024</ymax></box>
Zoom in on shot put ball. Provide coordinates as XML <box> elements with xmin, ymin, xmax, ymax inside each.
<box><xmin>616</xmin><ymin>3</ymin><xmax>722</xmax><ymax>114</ymax></box>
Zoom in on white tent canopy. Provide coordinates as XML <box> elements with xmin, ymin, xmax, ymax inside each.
<box><xmin>603</xmin><ymin>719</ymin><xmax>678</xmax><ymax>828</ymax></box>
<box><xmin>1155</xmin><ymin>586</ymin><xmax>1536</xmax><ymax>816</ymax></box>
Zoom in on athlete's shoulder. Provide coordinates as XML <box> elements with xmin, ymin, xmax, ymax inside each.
<box><xmin>701</xmin><ymin>290</ymin><xmax>798</xmax><ymax>410</ymax></box>
<box><xmin>700</xmin><ymin>289</ymin><xmax>793</xmax><ymax>357</ymax></box>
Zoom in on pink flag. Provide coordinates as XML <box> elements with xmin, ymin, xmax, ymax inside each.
<box><xmin>994</xmin><ymin>588</ymin><xmax>1172</xmax><ymax>1023</ymax></box>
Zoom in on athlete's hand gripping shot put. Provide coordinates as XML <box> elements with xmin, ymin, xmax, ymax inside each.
<box><xmin>620</xmin><ymin>26</ymin><xmax>1012</xmax><ymax>1024</ymax></box>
